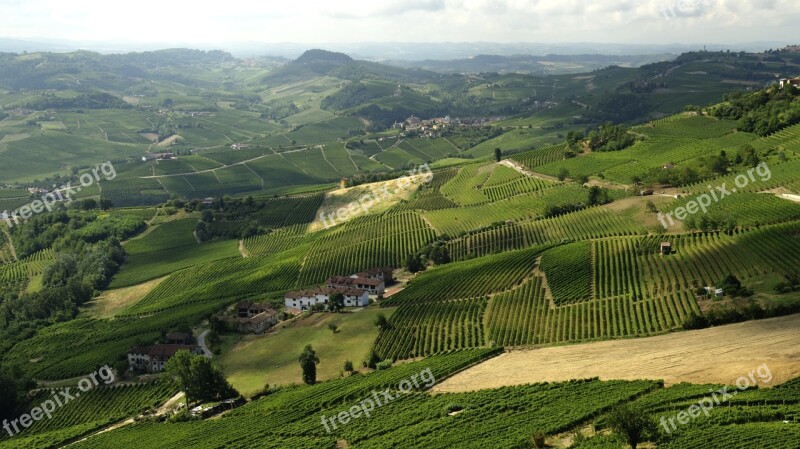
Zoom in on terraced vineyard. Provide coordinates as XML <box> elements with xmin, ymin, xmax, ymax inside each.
<box><xmin>446</xmin><ymin>206</ymin><xmax>646</xmax><ymax>261</ymax></box>
<box><xmin>383</xmin><ymin>246</ymin><xmax>550</xmax><ymax>306</ymax></box>
<box><xmin>4</xmin><ymin>301</ymin><xmax>224</xmax><ymax>380</ymax></box>
<box><xmin>539</xmin><ymin>241</ymin><xmax>592</xmax><ymax>305</ymax></box>
<box><xmin>373</xmin><ymin>297</ymin><xmax>487</xmax><ymax>359</ymax></box>
<box><xmin>0</xmin><ymin>382</ymin><xmax>175</xmax><ymax>449</ymax></box>
<box><xmin>439</xmin><ymin>163</ymin><xmax>491</xmax><ymax>205</ymax></box>
<box><xmin>0</xmin><ymin>248</ymin><xmax>55</xmax><ymax>283</ymax></box>
<box><xmin>297</xmin><ymin>212</ymin><xmax>435</xmax><ymax>286</ymax></box>
<box><xmin>485</xmin><ymin>275</ymin><xmax>700</xmax><ymax>346</ymax></box>
<box><xmin>422</xmin><ymin>184</ymin><xmax>590</xmax><ymax>236</ymax></box>
<box><xmin>510</xmin><ymin>143</ymin><xmax>569</xmax><ymax>170</ymax></box>
<box><xmin>119</xmin><ymin>253</ymin><xmax>302</xmax><ymax>316</ymax></box>
<box><xmin>481</xmin><ymin>175</ymin><xmax>555</xmax><ymax>201</ymax></box>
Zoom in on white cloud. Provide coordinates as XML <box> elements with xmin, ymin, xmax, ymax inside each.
<box><xmin>0</xmin><ymin>0</ymin><xmax>797</xmax><ymax>45</ymax></box>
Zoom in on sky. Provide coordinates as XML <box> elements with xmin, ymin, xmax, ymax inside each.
<box><xmin>0</xmin><ymin>0</ymin><xmax>797</xmax><ymax>47</ymax></box>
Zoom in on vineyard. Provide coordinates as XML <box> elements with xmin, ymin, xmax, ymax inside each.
<box><xmin>384</xmin><ymin>246</ymin><xmax>550</xmax><ymax>306</ymax></box>
<box><xmin>446</xmin><ymin>206</ymin><xmax>646</xmax><ymax>261</ymax></box>
<box><xmin>119</xmin><ymin>253</ymin><xmax>302</xmax><ymax>316</ymax></box>
<box><xmin>372</xmin><ymin>297</ymin><xmax>487</xmax><ymax>359</ymax></box>
<box><xmin>485</xmin><ymin>275</ymin><xmax>701</xmax><ymax>346</ymax></box>
<box><xmin>0</xmin><ymin>382</ymin><xmax>175</xmax><ymax>449</ymax></box>
<box><xmin>4</xmin><ymin>301</ymin><xmax>224</xmax><ymax>380</ymax></box>
<box><xmin>0</xmin><ymin>248</ymin><xmax>55</xmax><ymax>284</ymax></box>
<box><xmin>99</xmin><ymin>178</ymin><xmax>170</xmax><ymax>207</ymax></box>
<box><xmin>422</xmin><ymin>184</ymin><xmax>590</xmax><ymax>236</ymax></box>
<box><xmin>438</xmin><ymin>163</ymin><xmax>492</xmax><ymax>205</ymax></box>
<box><xmin>539</xmin><ymin>241</ymin><xmax>592</xmax><ymax>305</ymax></box>
<box><xmin>67</xmin><ymin>349</ymin><xmax>674</xmax><ymax>449</ymax></box>
<box><xmin>297</xmin><ymin>212</ymin><xmax>435</xmax><ymax>286</ymax></box>
<box><xmin>510</xmin><ymin>143</ymin><xmax>569</xmax><ymax>170</ymax></box>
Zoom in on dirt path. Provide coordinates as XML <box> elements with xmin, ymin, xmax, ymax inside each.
<box><xmin>238</xmin><ymin>240</ymin><xmax>250</xmax><ymax>258</ymax></box>
<box><xmin>1</xmin><ymin>227</ymin><xmax>17</xmax><ymax>260</ymax></box>
<box><xmin>498</xmin><ymin>159</ymin><xmax>559</xmax><ymax>182</ymax></box>
<box><xmin>433</xmin><ymin>314</ymin><xmax>800</xmax><ymax>393</ymax></box>
<box><xmin>197</xmin><ymin>330</ymin><xmax>213</xmax><ymax>358</ymax></box>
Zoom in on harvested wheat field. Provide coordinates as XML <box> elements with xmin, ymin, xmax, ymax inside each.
<box><xmin>433</xmin><ymin>314</ymin><xmax>800</xmax><ymax>393</ymax></box>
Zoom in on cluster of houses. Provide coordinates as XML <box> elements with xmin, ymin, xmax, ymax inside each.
<box><xmin>126</xmin><ymin>268</ymin><xmax>394</xmax><ymax>374</ymax></box>
<box><xmin>284</xmin><ymin>267</ymin><xmax>393</xmax><ymax>312</ymax></box>
<box><xmin>127</xmin><ymin>332</ymin><xmax>204</xmax><ymax>374</ymax></box>
<box><xmin>393</xmin><ymin>115</ymin><xmax>502</xmax><ymax>138</ymax></box>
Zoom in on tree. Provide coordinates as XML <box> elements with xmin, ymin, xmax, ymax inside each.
<box><xmin>557</xmin><ymin>168</ymin><xmax>569</xmax><ymax>181</ymax></box>
<box><xmin>588</xmin><ymin>186</ymin><xmax>608</xmax><ymax>206</ymax></box>
<box><xmin>494</xmin><ymin>147</ymin><xmax>502</xmax><ymax>162</ymax></box>
<box><xmin>328</xmin><ymin>323</ymin><xmax>338</xmax><ymax>333</ymax></box>
<box><xmin>428</xmin><ymin>245</ymin><xmax>450</xmax><ymax>265</ymax></box>
<box><xmin>343</xmin><ymin>360</ymin><xmax>354</xmax><ymax>373</ymax></box>
<box><xmin>374</xmin><ymin>313</ymin><xmax>390</xmax><ymax>330</ymax></box>
<box><xmin>0</xmin><ymin>364</ymin><xmax>36</xmax><ymax>421</ymax></box>
<box><xmin>607</xmin><ymin>404</ymin><xmax>656</xmax><ymax>449</ymax></box>
<box><xmin>298</xmin><ymin>345</ymin><xmax>320</xmax><ymax>385</ymax></box>
<box><xmin>164</xmin><ymin>351</ymin><xmax>239</xmax><ymax>404</ymax></box>
<box><xmin>80</xmin><ymin>198</ymin><xmax>97</xmax><ymax>210</ymax></box>
<box><xmin>99</xmin><ymin>199</ymin><xmax>113</xmax><ymax>210</ymax></box>
<box><xmin>405</xmin><ymin>253</ymin><xmax>424</xmax><ymax>273</ymax></box>
<box><xmin>328</xmin><ymin>292</ymin><xmax>345</xmax><ymax>312</ymax></box>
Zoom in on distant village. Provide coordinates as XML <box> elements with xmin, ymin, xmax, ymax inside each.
<box><xmin>394</xmin><ymin>114</ymin><xmax>504</xmax><ymax>138</ymax></box>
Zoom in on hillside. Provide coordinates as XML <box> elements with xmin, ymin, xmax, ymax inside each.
<box><xmin>1</xmin><ymin>48</ymin><xmax>800</xmax><ymax>449</ymax></box>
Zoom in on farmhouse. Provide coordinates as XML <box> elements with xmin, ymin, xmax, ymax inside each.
<box><xmin>222</xmin><ymin>309</ymin><xmax>279</xmax><ymax>334</ymax></box>
<box><xmin>284</xmin><ymin>286</ymin><xmax>369</xmax><ymax>311</ymax></box>
<box><xmin>326</xmin><ymin>275</ymin><xmax>385</xmax><ymax>295</ymax></box>
<box><xmin>236</xmin><ymin>301</ymin><xmax>274</xmax><ymax>318</ymax></box>
<box><xmin>127</xmin><ymin>344</ymin><xmax>203</xmax><ymax>373</ymax></box>
<box><xmin>165</xmin><ymin>332</ymin><xmax>193</xmax><ymax>345</ymax></box>
<box><xmin>779</xmin><ymin>78</ymin><xmax>800</xmax><ymax>89</ymax></box>
<box><xmin>352</xmin><ymin>267</ymin><xmax>394</xmax><ymax>284</ymax></box>
<box><xmin>660</xmin><ymin>242</ymin><xmax>672</xmax><ymax>255</ymax></box>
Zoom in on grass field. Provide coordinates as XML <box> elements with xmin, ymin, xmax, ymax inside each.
<box><xmin>220</xmin><ymin>307</ymin><xmax>395</xmax><ymax>396</ymax></box>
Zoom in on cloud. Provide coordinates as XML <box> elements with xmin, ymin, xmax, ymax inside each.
<box><xmin>322</xmin><ymin>0</ymin><xmax>446</xmax><ymax>19</ymax></box>
<box><xmin>0</xmin><ymin>0</ymin><xmax>798</xmax><ymax>45</ymax></box>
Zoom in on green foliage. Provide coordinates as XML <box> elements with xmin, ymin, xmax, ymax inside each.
<box><xmin>606</xmin><ymin>404</ymin><xmax>656</xmax><ymax>449</ymax></box>
<box><xmin>298</xmin><ymin>345</ymin><xmax>320</xmax><ymax>385</ymax></box>
<box><xmin>712</xmin><ymin>87</ymin><xmax>800</xmax><ymax>136</ymax></box>
<box><xmin>165</xmin><ymin>351</ymin><xmax>238</xmax><ymax>404</ymax></box>
<box><xmin>328</xmin><ymin>293</ymin><xmax>344</xmax><ymax>313</ymax></box>
<box><xmin>587</xmin><ymin>123</ymin><xmax>636</xmax><ymax>152</ymax></box>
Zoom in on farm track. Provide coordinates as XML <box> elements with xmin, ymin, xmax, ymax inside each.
<box><xmin>1</xmin><ymin>227</ymin><xmax>17</xmax><ymax>260</ymax></box>
<box><xmin>499</xmin><ymin>159</ymin><xmax>559</xmax><ymax>181</ymax></box>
